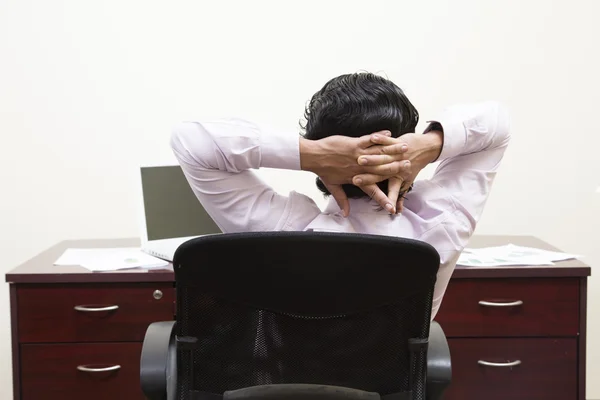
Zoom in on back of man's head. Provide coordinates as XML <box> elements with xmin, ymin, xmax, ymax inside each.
<box><xmin>302</xmin><ymin>72</ymin><xmax>419</xmax><ymax>199</ymax></box>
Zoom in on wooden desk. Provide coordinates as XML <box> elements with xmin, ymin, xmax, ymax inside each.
<box><xmin>5</xmin><ymin>236</ymin><xmax>590</xmax><ymax>400</ymax></box>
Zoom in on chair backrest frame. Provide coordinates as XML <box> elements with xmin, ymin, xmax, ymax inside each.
<box><xmin>173</xmin><ymin>232</ymin><xmax>440</xmax><ymax>400</ymax></box>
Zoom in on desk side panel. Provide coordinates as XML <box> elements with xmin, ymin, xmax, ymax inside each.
<box><xmin>10</xmin><ymin>285</ymin><xmax>20</xmax><ymax>400</ymax></box>
<box><xmin>579</xmin><ymin>278</ymin><xmax>587</xmax><ymax>400</ymax></box>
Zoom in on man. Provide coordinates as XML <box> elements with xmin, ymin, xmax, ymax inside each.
<box><xmin>170</xmin><ymin>72</ymin><xmax>510</xmax><ymax>318</ymax></box>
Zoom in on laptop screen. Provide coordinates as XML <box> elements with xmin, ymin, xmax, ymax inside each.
<box><xmin>140</xmin><ymin>166</ymin><xmax>221</xmax><ymax>241</ymax></box>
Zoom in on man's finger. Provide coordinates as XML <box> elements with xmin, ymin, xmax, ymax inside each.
<box><xmin>400</xmin><ymin>179</ymin><xmax>413</xmax><ymax>193</ymax></box>
<box><xmin>324</xmin><ymin>182</ymin><xmax>350</xmax><ymax>217</ymax></box>
<box><xmin>352</xmin><ymin>162</ymin><xmax>411</xmax><ymax>186</ymax></box>
<box><xmin>358</xmin><ymin>154</ymin><xmax>396</xmax><ymax>166</ymax></box>
<box><xmin>358</xmin><ymin>130</ymin><xmax>392</xmax><ymax>148</ymax></box>
<box><xmin>387</xmin><ymin>178</ymin><xmax>402</xmax><ymax>213</ymax></box>
<box><xmin>370</xmin><ymin>134</ymin><xmax>402</xmax><ymax>146</ymax></box>
<box><xmin>363</xmin><ymin>143</ymin><xmax>408</xmax><ymax>156</ymax></box>
<box><xmin>351</xmin><ymin>173</ymin><xmax>387</xmax><ymax>186</ymax></box>
<box><xmin>397</xmin><ymin>197</ymin><xmax>405</xmax><ymax>214</ymax></box>
<box><xmin>359</xmin><ymin>160</ymin><xmax>411</xmax><ymax>177</ymax></box>
<box><xmin>361</xmin><ymin>184</ymin><xmax>395</xmax><ymax>213</ymax></box>
<box><xmin>358</xmin><ymin>151</ymin><xmax>411</xmax><ymax>165</ymax></box>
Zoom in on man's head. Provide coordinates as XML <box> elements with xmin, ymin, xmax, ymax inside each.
<box><xmin>301</xmin><ymin>72</ymin><xmax>419</xmax><ymax>198</ymax></box>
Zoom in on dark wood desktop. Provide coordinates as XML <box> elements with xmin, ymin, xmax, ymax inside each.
<box><xmin>5</xmin><ymin>235</ymin><xmax>590</xmax><ymax>400</ymax></box>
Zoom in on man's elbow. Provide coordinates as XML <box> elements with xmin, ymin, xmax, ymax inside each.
<box><xmin>479</xmin><ymin>101</ymin><xmax>511</xmax><ymax>148</ymax></box>
<box><xmin>170</xmin><ymin>122</ymin><xmax>193</xmax><ymax>154</ymax></box>
<box><xmin>169</xmin><ymin>121</ymin><xmax>207</xmax><ymax>166</ymax></box>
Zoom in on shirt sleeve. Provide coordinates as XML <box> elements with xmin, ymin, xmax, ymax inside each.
<box><xmin>170</xmin><ymin>118</ymin><xmax>319</xmax><ymax>233</ymax></box>
<box><xmin>419</xmin><ymin>101</ymin><xmax>511</xmax><ymax>318</ymax></box>
<box><xmin>430</xmin><ymin>100</ymin><xmax>511</xmax><ymax>226</ymax></box>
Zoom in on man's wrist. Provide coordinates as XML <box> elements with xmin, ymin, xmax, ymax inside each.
<box><xmin>299</xmin><ymin>137</ymin><xmax>322</xmax><ymax>173</ymax></box>
<box><xmin>423</xmin><ymin>122</ymin><xmax>444</xmax><ymax>162</ymax></box>
<box><xmin>417</xmin><ymin>130</ymin><xmax>444</xmax><ymax>165</ymax></box>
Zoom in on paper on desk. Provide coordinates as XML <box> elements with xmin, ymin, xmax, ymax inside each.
<box><xmin>54</xmin><ymin>248</ymin><xmax>169</xmax><ymax>272</ymax></box>
<box><xmin>457</xmin><ymin>244</ymin><xmax>581</xmax><ymax>267</ymax></box>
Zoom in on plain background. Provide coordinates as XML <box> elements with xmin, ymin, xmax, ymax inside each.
<box><xmin>1</xmin><ymin>0</ymin><xmax>599</xmax><ymax>398</ymax></box>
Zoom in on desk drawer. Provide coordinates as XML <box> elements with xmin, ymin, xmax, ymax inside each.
<box><xmin>444</xmin><ymin>338</ymin><xmax>577</xmax><ymax>400</ymax></box>
<box><xmin>436</xmin><ymin>278</ymin><xmax>579</xmax><ymax>337</ymax></box>
<box><xmin>21</xmin><ymin>342</ymin><xmax>144</xmax><ymax>400</ymax></box>
<box><xmin>17</xmin><ymin>283</ymin><xmax>174</xmax><ymax>343</ymax></box>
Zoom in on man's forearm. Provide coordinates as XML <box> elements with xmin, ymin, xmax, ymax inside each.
<box><xmin>419</xmin><ymin>130</ymin><xmax>444</xmax><ymax>165</ymax></box>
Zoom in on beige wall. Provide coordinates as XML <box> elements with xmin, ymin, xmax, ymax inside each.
<box><xmin>1</xmin><ymin>0</ymin><xmax>599</xmax><ymax>398</ymax></box>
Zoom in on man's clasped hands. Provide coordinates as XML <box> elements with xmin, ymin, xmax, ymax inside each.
<box><xmin>300</xmin><ymin>130</ymin><xmax>439</xmax><ymax>217</ymax></box>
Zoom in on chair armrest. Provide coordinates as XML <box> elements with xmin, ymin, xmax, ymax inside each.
<box><xmin>141</xmin><ymin>321</ymin><xmax>177</xmax><ymax>400</ymax></box>
<box><xmin>426</xmin><ymin>321</ymin><xmax>451</xmax><ymax>400</ymax></box>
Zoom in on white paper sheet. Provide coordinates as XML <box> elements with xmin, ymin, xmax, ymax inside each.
<box><xmin>54</xmin><ymin>248</ymin><xmax>169</xmax><ymax>272</ymax></box>
<box><xmin>457</xmin><ymin>244</ymin><xmax>581</xmax><ymax>267</ymax></box>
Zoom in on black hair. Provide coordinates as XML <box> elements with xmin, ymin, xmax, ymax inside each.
<box><xmin>301</xmin><ymin>72</ymin><xmax>419</xmax><ymax>199</ymax></box>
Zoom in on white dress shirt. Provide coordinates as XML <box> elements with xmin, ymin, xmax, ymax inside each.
<box><xmin>170</xmin><ymin>101</ymin><xmax>511</xmax><ymax>319</ymax></box>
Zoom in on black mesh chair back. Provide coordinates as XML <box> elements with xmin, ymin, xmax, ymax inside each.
<box><xmin>173</xmin><ymin>232</ymin><xmax>440</xmax><ymax>400</ymax></box>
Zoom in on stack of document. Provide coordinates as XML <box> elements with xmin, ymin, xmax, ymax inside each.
<box><xmin>54</xmin><ymin>248</ymin><xmax>169</xmax><ymax>272</ymax></box>
<box><xmin>457</xmin><ymin>244</ymin><xmax>581</xmax><ymax>267</ymax></box>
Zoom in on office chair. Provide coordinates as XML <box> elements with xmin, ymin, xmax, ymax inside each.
<box><xmin>140</xmin><ymin>232</ymin><xmax>451</xmax><ymax>400</ymax></box>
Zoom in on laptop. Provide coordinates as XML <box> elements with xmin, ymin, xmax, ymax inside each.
<box><xmin>138</xmin><ymin>165</ymin><xmax>222</xmax><ymax>261</ymax></box>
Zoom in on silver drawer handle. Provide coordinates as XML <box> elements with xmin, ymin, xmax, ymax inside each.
<box><xmin>74</xmin><ymin>305</ymin><xmax>119</xmax><ymax>312</ymax></box>
<box><xmin>77</xmin><ymin>365</ymin><xmax>121</xmax><ymax>373</ymax></box>
<box><xmin>478</xmin><ymin>300</ymin><xmax>523</xmax><ymax>307</ymax></box>
<box><xmin>478</xmin><ymin>360</ymin><xmax>522</xmax><ymax>367</ymax></box>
